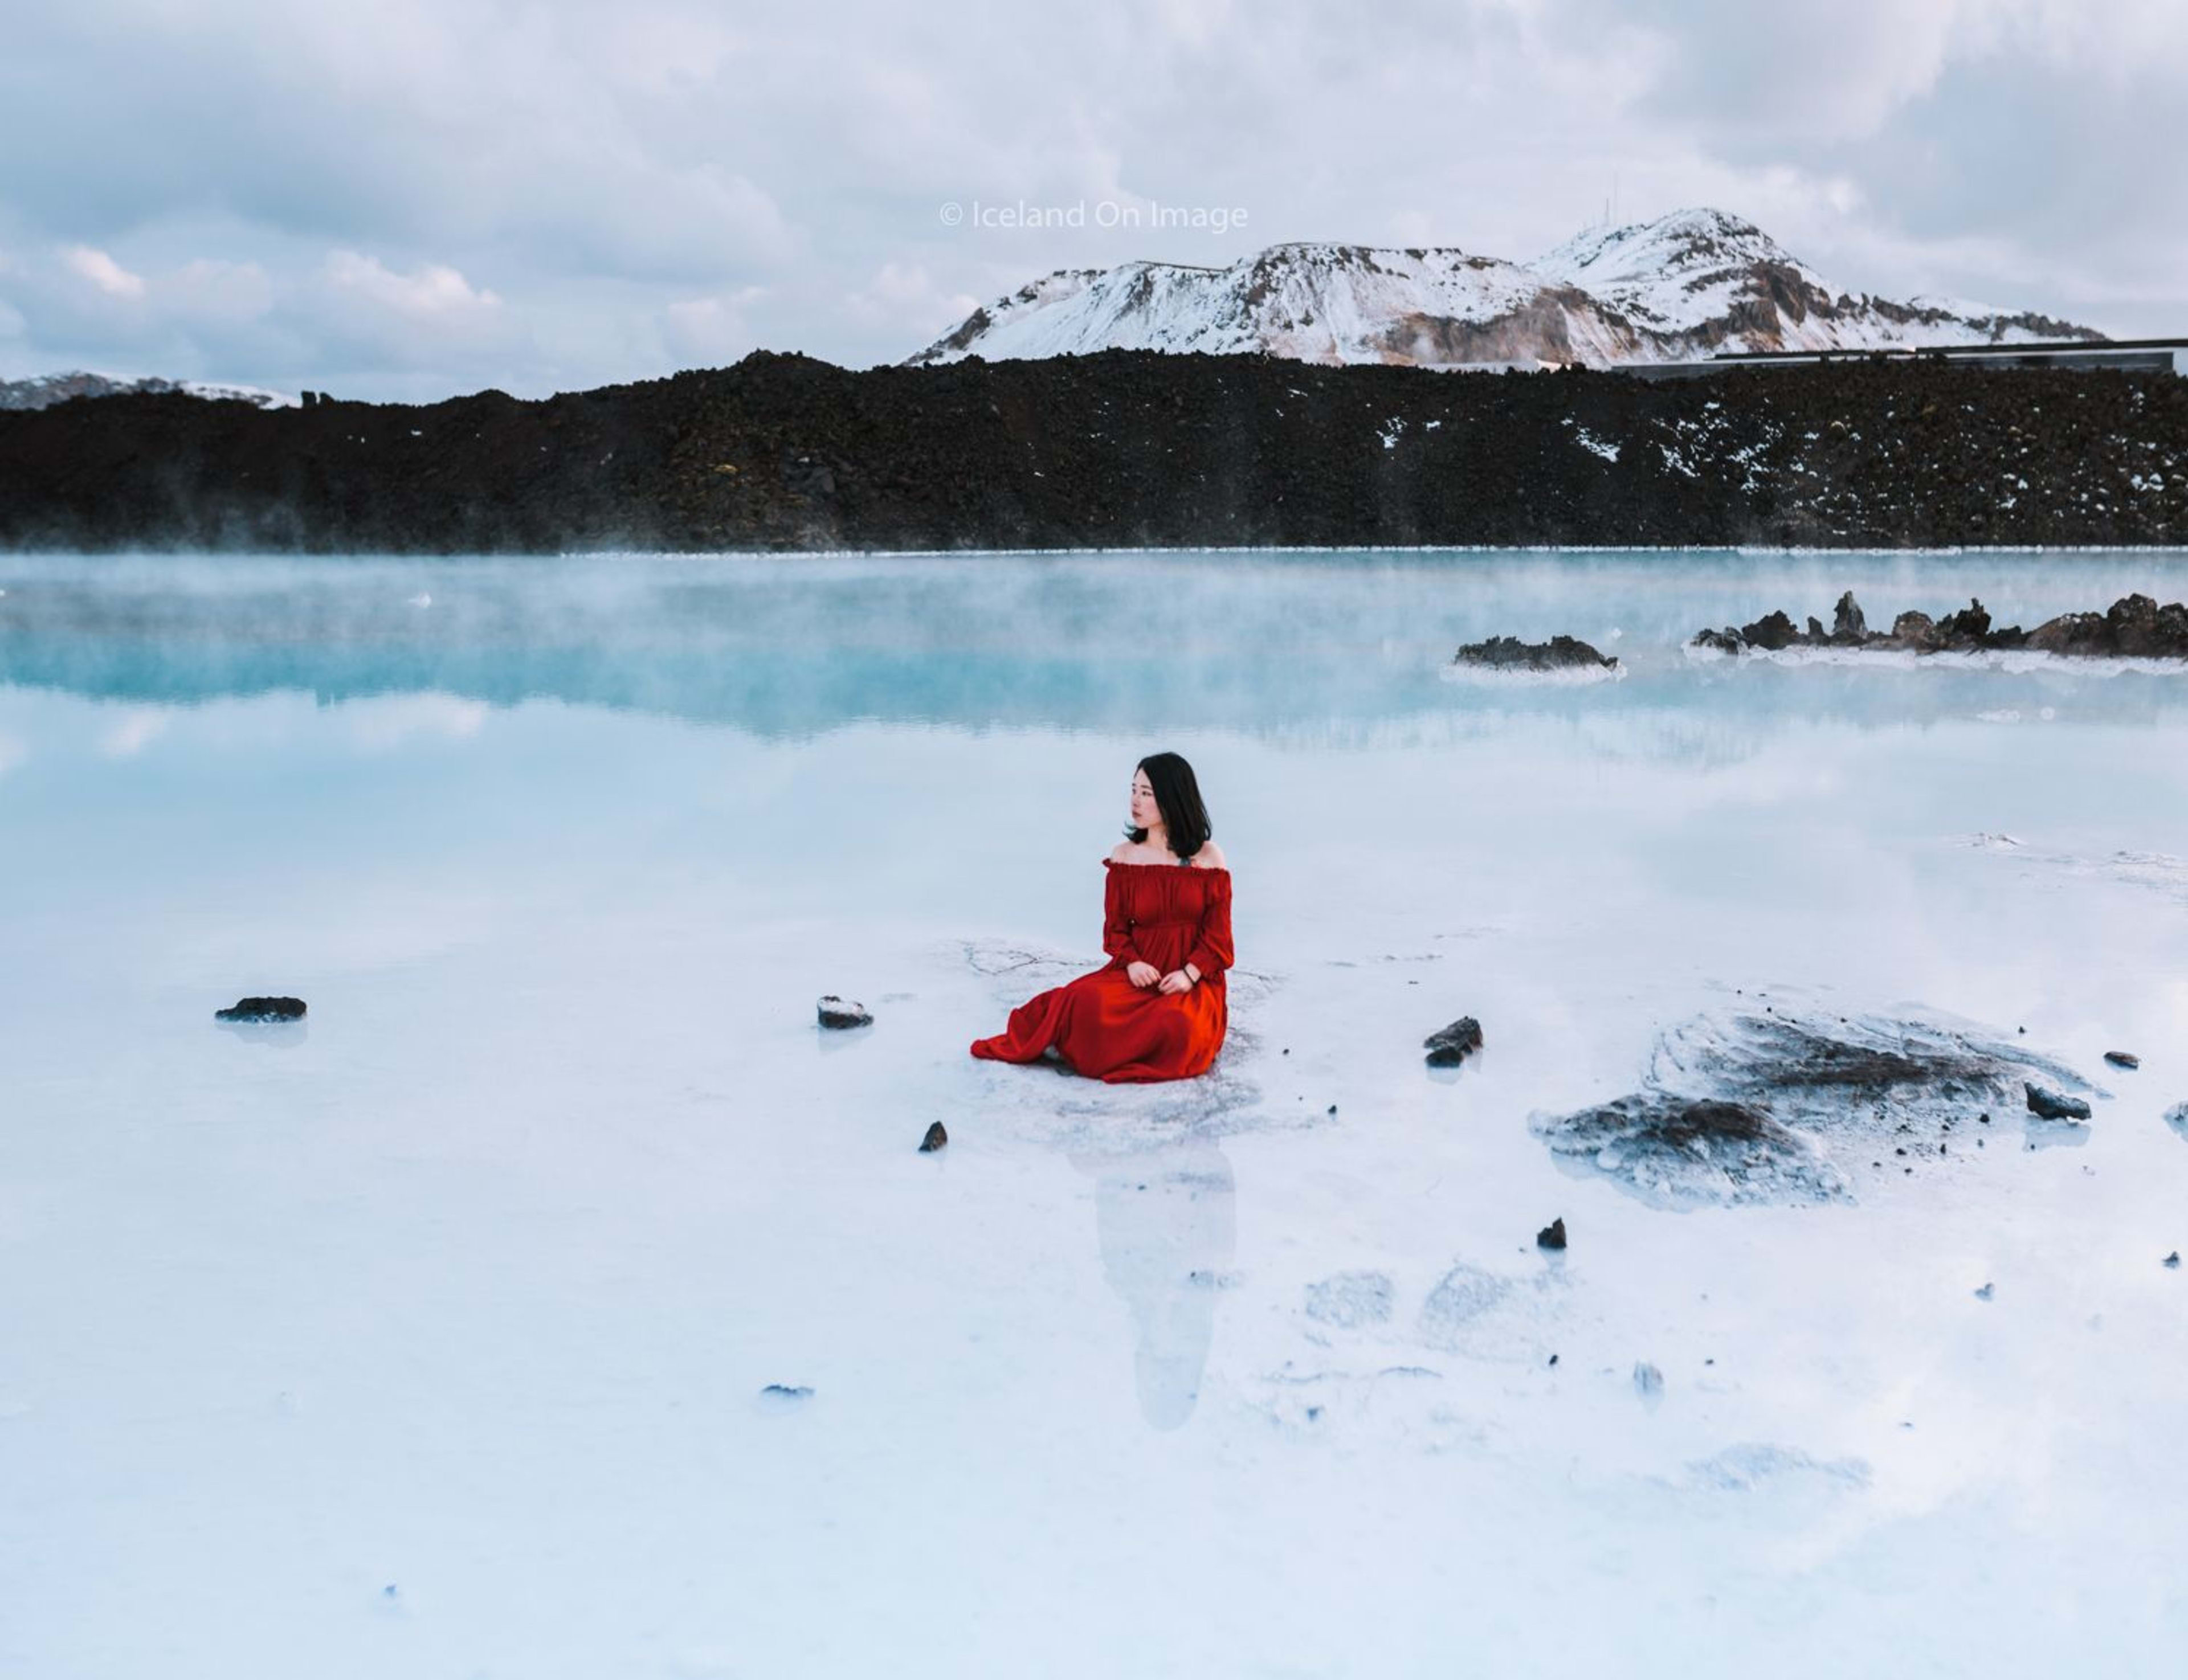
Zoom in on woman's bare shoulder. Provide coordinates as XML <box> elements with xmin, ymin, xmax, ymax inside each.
<box><xmin>1106</xmin><ymin>840</ymin><xmax>1228</xmax><ymax>867</ymax></box>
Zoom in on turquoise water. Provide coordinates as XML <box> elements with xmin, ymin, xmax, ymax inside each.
<box><xmin>9</xmin><ymin>546</ymin><xmax>2187</xmax><ymax>984</ymax></box>
<box><xmin>10</xmin><ymin>548</ymin><xmax>2188</xmax><ymax>734</ymax></box>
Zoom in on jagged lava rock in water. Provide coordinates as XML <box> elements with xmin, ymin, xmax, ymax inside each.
<box><xmin>1536</xmin><ymin>1217</ymin><xmax>1567</xmax><ymax>1251</ymax></box>
<box><xmin>817</xmin><ymin>994</ymin><xmax>871</xmax><ymax>1029</ymax></box>
<box><xmin>1529</xmin><ymin>996</ymin><xmax>2097</xmax><ymax>1207</ymax></box>
<box><xmin>1452</xmin><ymin>635</ymin><xmax>1618</xmax><ymax>672</ymax></box>
<box><xmin>918</xmin><ymin>1121</ymin><xmax>948</xmax><ymax>1153</ymax></box>
<box><xmin>2025</xmin><ymin>1082</ymin><xmax>2092</xmax><ymax>1122</ymax></box>
<box><xmin>2104</xmin><ymin>1050</ymin><xmax>2140</xmax><ymax>1070</ymax></box>
<box><xmin>2027</xmin><ymin>593</ymin><xmax>2188</xmax><ymax>657</ymax></box>
<box><xmin>1424</xmin><ymin>1016</ymin><xmax>1484</xmax><ymax>1067</ymax></box>
<box><xmin>1691</xmin><ymin>591</ymin><xmax>2188</xmax><ymax>660</ymax></box>
<box><xmin>1743</xmin><ymin>610</ymin><xmax>1802</xmax><ymax>652</ymax></box>
<box><xmin>215</xmin><ymin>995</ymin><xmax>307</xmax><ymax>1022</ymax></box>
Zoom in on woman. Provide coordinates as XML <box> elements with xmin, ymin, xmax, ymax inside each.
<box><xmin>970</xmin><ymin>752</ymin><xmax>1232</xmax><ymax>1083</ymax></box>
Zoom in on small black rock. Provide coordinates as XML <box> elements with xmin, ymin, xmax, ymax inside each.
<box><xmin>919</xmin><ymin>1121</ymin><xmax>948</xmax><ymax>1153</ymax></box>
<box><xmin>215</xmin><ymin>995</ymin><xmax>306</xmax><ymax>1022</ymax></box>
<box><xmin>1423</xmin><ymin>1016</ymin><xmax>1484</xmax><ymax>1068</ymax></box>
<box><xmin>2165</xmin><ymin>1252</ymin><xmax>2181</xmax><ymax>1269</ymax></box>
<box><xmin>2103</xmin><ymin>1050</ymin><xmax>2140</xmax><ymax>1070</ymax></box>
<box><xmin>817</xmin><ymin>994</ymin><xmax>872</xmax><ymax>1029</ymax></box>
<box><xmin>1536</xmin><ymin>1217</ymin><xmax>1567</xmax><ymax>1251</ymax></box>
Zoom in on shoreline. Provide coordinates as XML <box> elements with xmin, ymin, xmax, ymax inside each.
<box><xmin>9</xmin><ymin>540</ymin><xmax>2188</xmax><ymax>565</ymax></box>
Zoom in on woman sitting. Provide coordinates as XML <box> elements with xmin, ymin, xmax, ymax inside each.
<box><xmin>970</xmin><ymin>751</ymin><xmax>1232</xmax><ymax>1083</ymax></box>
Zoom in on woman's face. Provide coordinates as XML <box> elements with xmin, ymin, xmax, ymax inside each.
<box><xmin>1129</xmin><ymin>768</ymin><xmax>1159</xmax><ymax>831</ymax></box>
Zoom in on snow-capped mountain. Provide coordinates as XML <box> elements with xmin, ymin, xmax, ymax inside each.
<box><xmin>910</xmin><ymin>245</ymin><xmax>1636</xmax><ymax>367</ymax></box>
<box><xmin>1528</xmin><ymin>208</ymin><xmax>2095</xmax><ymax>357</ymax></box>
<box><xmin>909</xmin><ymin>208</ymin><xmax>2103</xmax><ymax>369</ymax></box>
<box><xmin>0</xmin><ymin>370</ymin><xmax>294</xmax><ymax>411</ymax></box>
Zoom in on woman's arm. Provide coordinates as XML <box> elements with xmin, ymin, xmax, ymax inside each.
<box><xmin>1183</xmin><ymin>871</ymin><xmax>1234</xmax><ymax>982</ymax></box>
<box><xmin>1101</xmin><ymin>866</ymin><xmax>1148</xmax><ymax>967</ymax></box>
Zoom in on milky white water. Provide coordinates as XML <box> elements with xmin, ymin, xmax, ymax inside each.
<box><xmin>2</xmin><ymin>549</ymin><xmax>2185</xmax><ymax>1677</ymax></box>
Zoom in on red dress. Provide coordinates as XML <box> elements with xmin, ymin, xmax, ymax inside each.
<box><xmin>970</xmin><ymin>860</ymin><xmax>1235</xmax><ymax>1083</ymax></box>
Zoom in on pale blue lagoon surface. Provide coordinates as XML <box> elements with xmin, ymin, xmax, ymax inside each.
<box><xmin>3</xmin><ymin>549</ymin><xmax>2186</xmax><ymax>1679</ymax></box>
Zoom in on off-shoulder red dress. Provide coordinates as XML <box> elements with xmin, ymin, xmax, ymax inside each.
<box><xmin>970</xmin><ymin>860</ymin><xmax>1235</xmax><ymax>1083</ymax></box>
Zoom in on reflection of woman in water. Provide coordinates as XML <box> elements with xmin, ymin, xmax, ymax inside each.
<box><xmin>1080</xmin><ymin>1142</ymin><xmax>1237</xmax><ymax>1430</ymax></box>
<box><xmin>970</xmin><ymin>751</ymin><xmax>1233</xmax><ymax>1082</ymax></box>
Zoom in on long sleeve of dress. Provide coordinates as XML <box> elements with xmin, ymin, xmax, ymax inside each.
<box><xmin>1103</xmin><ymin>866</ymin><xmax>1147</xmax><ymax>967</ymax></box>
<box><xmin>1186</xmin><ymin>872</ymin><xmax>1235</xmax><ymax>982</ymax></box>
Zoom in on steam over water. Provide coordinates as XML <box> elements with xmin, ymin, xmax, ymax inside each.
<box><xmin>4</xmin><ymin>549</ymin><xmax>2186</xmax><ymax>1677</ymax></box>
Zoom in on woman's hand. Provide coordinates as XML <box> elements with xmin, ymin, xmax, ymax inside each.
<box><xmin>1157</xmin><ymin>968</ymin><xmax>1196</xmax><ymax>995</ymax></box>
<box><xmin>1126</xmin><ymin>960</ymin><xmax>1161</xmax><ymax>988</ymax></box>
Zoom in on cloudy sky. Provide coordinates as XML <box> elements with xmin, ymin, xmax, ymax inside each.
<box><xmin>1</xmin><ymin>0</ymin><xmax>2179</xmax><ymax>400</ymax></box>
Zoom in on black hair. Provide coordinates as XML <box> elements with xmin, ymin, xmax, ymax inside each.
<box><xmin>1125</xmin><ymin>751</ymin><xmax>1213</xmax><ymax>860</ymax></box>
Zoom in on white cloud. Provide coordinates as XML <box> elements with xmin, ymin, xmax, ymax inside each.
<box><xmin>844</xmin><ymin>262</ymin><xmax>976</xmax><ymax>342</ymax></box>
<box><xmin>662</xmin><ymin>285</ymin><xmax>766</xmax><ymax>362</ymax></box>
<box><xmin>323</xmin><ymin>250</ymin><xmax>501</xmax><ymax>322</ymax></box>
<box><xmin>167</xmin><ymin>257</ymin><xmax>275</xmax><ymax>324</ymax></box>
<box><xmin>62</xmin><ymin>245</ymin><xmax>146</xmax><ymax>299</ymax></box>
<box><xmin>1956</xmin><ymin>0</ymin><xmax>2188</xmax><ymax>76</ymax></box>
<box><xmin>6</xmin><ymin>244</ymin><xmax>276</xmax><ymax>345</ymax></box>
<box><xmin>0</xmin><ymin>0</ymin><xmax>2179</xmax><ymax>389</ymax></box>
